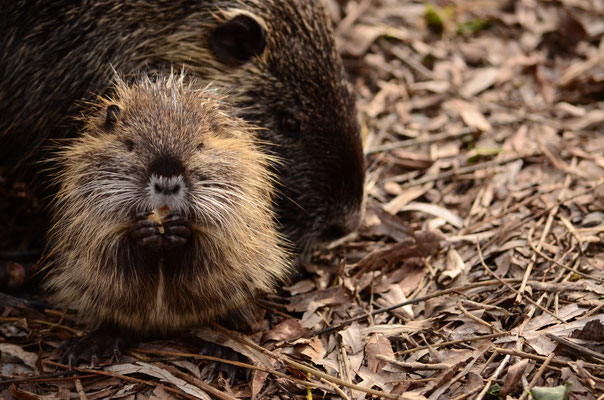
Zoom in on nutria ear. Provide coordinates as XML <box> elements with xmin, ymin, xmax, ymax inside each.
<box><xmin>104</xmin><ymin>104</ymin><xmax>121</xmax><ymax>131</ymax></box>
<box><xmin>210</xmin><ymin>15</ymin><xmax>266</xmax><ymax>67</ymax></box>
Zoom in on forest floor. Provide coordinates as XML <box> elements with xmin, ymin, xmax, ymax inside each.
<box><xmin>1</xmin><ymin>0</ymin><xmax>603</xmax><ymax>399</ymax></box>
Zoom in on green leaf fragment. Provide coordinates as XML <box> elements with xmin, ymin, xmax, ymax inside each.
<box><xmin>530</xmin><ymin>382</ymin><xmax>572</xmax><ymax>400</ymax></box>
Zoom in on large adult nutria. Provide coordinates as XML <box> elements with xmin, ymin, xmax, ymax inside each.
<box><xmin>0</xmin><ymin>0</ymin><xmax>366</xmax><ymax>253</ymax></box>
<box><xmin>44</xmin><ymin>72</ymin><xmax>291</xmax><ymax>364</ymax></box>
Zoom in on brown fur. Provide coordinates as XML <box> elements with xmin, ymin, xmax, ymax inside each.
<box><xmin>0</xmin><ymin>0</ymin><xmax>365</xmax><ymax>252</ymax></box>
<box><xmin>43</xmin><ymin>73</ymin><xmax>291</xmax><ymax>335</ymax></box>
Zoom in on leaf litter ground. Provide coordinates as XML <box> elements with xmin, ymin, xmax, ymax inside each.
<box><xmin>1</xmin><ymin>0</ymin><xmax>603</xmax><ymax>399</ymax></box>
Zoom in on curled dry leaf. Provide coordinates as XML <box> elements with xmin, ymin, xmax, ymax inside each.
<box><xmin>366</xmin><ymin>334</ymin><xmax>395</xmax><ymax>373</ymax></box>
<box><xmin>499</xmin><ymin>358</ymin><xmax>530</xmax><ymax>397</ymax></box>
<box><xmin>0</xmin><ymin>343</ymin><xmax>38</xmax><ymax>372</ymax></box>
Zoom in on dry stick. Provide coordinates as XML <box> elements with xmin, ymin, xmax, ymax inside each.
<box><xmin>0</xmin><ymin>374</ymin><xmax>98</xmax><ymax>385</ymax></box>
<box><xmin>211</xmin><ymin>324</ymin><xmax>402</xmax><ymax>400</ymax></box>
<box><xmin>42</xmin><ymin>360</ymin><xmax>198</xmax><ymax>400</ymax></box>
<box><xmin>476</xmin><ymin>353</ymin><xmax>511</xmax><ymax>400</ymax></box>
<box><xmin>493</xmin><ymin>347</ymin><xmax>604</xmax><ymax>371</ymax></box>
<box><xmin>367</xmin><ymin>127</ymin><xmax>475</xmax><ymax>154</ymax></box>
<box><xmin>559</xmin><ymin>216</ymin><xmax>596</xmax><ymax>270</ymax></box>
<box><xmin>582</xmin><ymin>304</ymin><xmax>604</xmax><ymax>320</ymax></box>
<box><xmin>546</xmin><ymin>334</ymin><xmax>604</xmax><ymax>362</ymax></box>
<box><xmin>480</xmin><ymin>180</ymin><xmax>604</xmax><ymax>252</ymax></box>
<box><xmin>515</xmin><ymin>202</ymin><xmax>557</xmax><ymax>304</ymax></box>
<box><xmin>450</xmin><ymin>386</ymin><xmax>481</xmax><ymax>400</ymax></box>
<box><xmin>334</xmin><ymin>0</ymin><xmax>371</xmax><ymax>35</ymax></box>
<box><xmin>476</xmin><ymin>239</ymin><xmax>565</xmax><ymax>322</ymax></box>
<box><xmin>461</xmin><ymin>191</ymin><xmax>547</xmax><ymax>235</ymax></box>
<box><xmin>375</xmin><ymin>356</ymin><xmax>450</xmax><ymax>371</ymax></box>
<box><xmin>130</xmin><ymin>349</ymin><xmax>336</xmax><ymax>391</ymax></box>
<box><xmin>527</xmin><ymin>237</ymin><xmax>604</xmax><ymax>283</ymax></box>
<box><xmin>458</xmin><ymin>304</ymin><xmax>503</xmax><ymax>334</ymax></box>
<box><xmin>386</xmin><ymin>43</ymin><xmax>435</xmax><ymax>80</ymax></box>
<box><xmin>397</xmin><ymin>332</ymin><xmax>507</xmax><ymax>356</ymax></box>
<box><xmin>133</xmin><ymin>348</ymin><xmax>335</xmax><ymax>394</ymax></box>
<box><xmin>517</xmin><ymin>292</ymin><xmax>547</xmax><ymax>338</ymax></box>
<box><xmin>386</xmin><ymin>154</ymin><xmax>530</xmax><ymax>185</ymax></box>
<box><xmin>338</xmin><ymin>336</ymin><xmax>354</xmax><ymax>400</ymax></box>
<box><xmin>0</xmin><ymin>317</ymin><xmax>81</xmax><ymax>335</ymax></box>
<box><xmin>434</xmin><ymin>346</ymin><xmax>491</xmax><ymax>399</ymax></box>
<box><xmin>314</xmin><ymin>279</ymin><xmax>522</xmax><ymax>336</ymax></box>
<box><xmin>320</xmin><ymin>377</ymin><xmax>352</xmax><ymax>400</ymax></box>
<box><xmin>156</xmin><ymin>362</ymin><xmax>237</xmax><ymax>400</ymax></box>
<box><xmin>74</xmin><ymin>378</ymin><xmax>88</xmax><ymax>400</ymax></box>
<box><xmin>519</xmin><ymin>353</ymin><xmax>556</xmax><ymax>400</ymax></box>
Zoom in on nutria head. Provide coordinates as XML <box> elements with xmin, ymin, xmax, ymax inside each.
<box><xmin>175</xmin><ymin>1</ymin><xmax>366</xmax><ymax>252</ymax></box>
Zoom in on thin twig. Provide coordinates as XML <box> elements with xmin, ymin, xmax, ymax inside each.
<box><xmin>211</xmin><ymin>324</ymin><xmax>403</xmax><ymax>400</ymax></box>
<box><xmin>519</xmin><ymin>353</ymin><xmax>555</xmax><ymax>400</ymax></box>
<box><xmin>368</xmin><ymin>127</ymin><xmax>475</xmax><ymax>154</ymax></box>
<box><xmin>387</xmin><ymin>154</ymin><xmax>531</xmax><ymax>186</ymax></box>
<box><xmin>314</xmin><ymin>279</ymin><xmax>522</xmax><ymax>335</ymax></box>
<box><xmin>527</xmin><ymin>238</ymin><xmax>603</xmax><ymax>283</ymax></box>
<box><xmin>493</xmin><ymin>347</ymin><xmax>604</xmax><ymax>371</ymax></box>
<box><xmin>546</xmin><ymin>334</ymin><xmax>604</xmax><ymax>362</ymax></box>
<box><xmin>74</xmin><ymin>378</ymin><xmax>88</xmax><ymax>400</ymax></box>
<box><xmin>476</xmin><ymin>239</ymin><xmax>565</xmax><ymax>322</ymax></box>
<box><xmin>41</xmin><ymin>360</ymin><xmax>198</xmax><ymax>400</ymax></box>
<box><xmin>458</xmin><ymin>303</ymin><xmax>503</xmax><ymax>334</ymax></box>
<box><xmin>476</xmin><ymin>353</ymin><xmax>510</xmax><ymax>400</ymax></box>
<box><xmin>397</xmin><ymin>332</ymin><xmax>508</xmax><ymax>355</ymax></box>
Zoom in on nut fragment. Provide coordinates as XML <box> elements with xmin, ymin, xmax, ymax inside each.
<box><xmin>147</xmin><ymin>205</ymin><xmax>170</xmax><ymax>234</ymax></box>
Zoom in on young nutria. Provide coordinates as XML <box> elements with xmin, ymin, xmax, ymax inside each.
<box><xmin>44</xmin><ymin>73</ymin><xmax>291</xmax><ymax>364</ymax></box>
<box><xmin>0</xmin><ymin>0</ymin><xmax>365</xmax><ymax>253</ymax></box>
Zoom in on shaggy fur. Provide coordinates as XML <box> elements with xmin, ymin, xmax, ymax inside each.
<box><xmin>44</xmin><ymin>73</ymin><xmax>291</xmax><ymax>335</ymax></box>
<box><xmin>0</xmin><ymin>0</ymin><xmax>365</xmax><ymax>253</ymax></box>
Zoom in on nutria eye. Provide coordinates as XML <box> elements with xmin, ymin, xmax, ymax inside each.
<box><xmin>196</xmin><ymin>143</ymin><xmax>204</xmax><ymax>151</ymax></box>
<box><xmin>124</xmin><ymin>139</ymin><xmax>135</xmax><ymax>152</ymax></box>
<box><xmin>280</xmin><ymin>114</ymin><xmax>301</xmax><ymax>138</ymax></box>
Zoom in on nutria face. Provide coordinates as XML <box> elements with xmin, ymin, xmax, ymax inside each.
<box><xmin>208</xmin><ymin>1</ymin><xmax>366</xmax><ymax>253</ymax></box>
<box><xmin>65</xmin><ymin>80</ymin><xmax>269</xmax><ymax>230</ymax></box>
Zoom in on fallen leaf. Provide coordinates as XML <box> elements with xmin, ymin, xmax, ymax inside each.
<box><xmin>366</xmin><ymin>334</ymin><xmax>395</xmax><ymax>373</ymax></box>
<box><xmin>531</xmin><ymin>383</ymin><xmax>572</xmax><ymax>400</ymax></box>
<box><xmin>0</xmin><ymin>344</ymin><xmax>38</xmax><ymax>372</ymax></box>
<box><xmin>500</xmin><ymin>359</ymin><xmax>529</xmax><ymax>397</ymax></box>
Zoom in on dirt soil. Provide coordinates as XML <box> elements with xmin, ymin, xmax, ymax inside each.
<box><xmin>1</xmin><ymin>0</ymin><xmax>603</xmax><ymax>399</ymax></box>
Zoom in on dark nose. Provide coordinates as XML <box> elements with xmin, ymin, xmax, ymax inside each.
<box><xmin>153</xmin><ymin>180</ymin><xmax>182</xmax><ymax>195</ymax></box>
<box><xmin>322</xmin><ymin>224</ymin><xmax>347</xmax><ymax>241</ymax></box>
<box><xmin>320</xmin><ymin>207</ymin><xmax>364</xmax><ymax>242</ymax></box>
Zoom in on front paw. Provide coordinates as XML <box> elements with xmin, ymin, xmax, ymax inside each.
<box><xmin>162</xmin><ymin>214</ymin><xmax>191</xmax><ymax>250</ymax></box>
<box><xmin>130</xmin><ymin>212</ymin><xmax>190</xmax><ymax>251</ymax></box>
<box><xmin>130</xmin><ymin>212</ymin><xmax>163</xmax><ymax>250</ymax></box>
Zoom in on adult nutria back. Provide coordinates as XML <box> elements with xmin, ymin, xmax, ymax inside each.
<box><xmin>45</xmin><ymin>72</ymin><xmax>291</xmax><ymax>362</ymax></box>
<box><xmin>0</xmin><ymin>0</ymin><xmax>366</xmax><ymax>252</ymax></box>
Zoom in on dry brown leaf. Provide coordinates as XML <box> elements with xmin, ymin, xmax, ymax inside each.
<box><xmin>150</xmin><ymin>385</ymin><xmax>178</xmax><ymax>400</ymax></box>
<box><xmin>499</xmin><ymin>358</ymin><xmax>530</xmax><ymax>397</ymax></box>
<box><xmin>400</xmin><ymin>202</ymin><xmax>464</xmax><ymax>228</ymax></box>
<box><xmin>366</xmin><ymin>334</ymin><xmax>395</xmax><ymax>373</ymax></box>
<box><xmin>107</xmin><ymin>362</ymin><xmax>211</xmax><ymax>400</ymax></box>
<box><xmin>0</xmin><ymin>343</ymin><xmax>38</xmax><ymax>372</ymax></box>
<box><xmin>262</xmin><ymin>318</ymin><xmax>307</xmax><ymax>342</ymax></box>
<box><xmin>437</xmin><ymin>248</ymin><xmax>465</xmax><ymax>285</ymax></box>
<box><xmin>460</xmin><ymin>67</ymin><xmax>499</xmax><ymax>98</ymax></box>
<box><xmin>444</xmin><ymin>99</ymin><xmax>492</xmax><ymax>131</ymax></box>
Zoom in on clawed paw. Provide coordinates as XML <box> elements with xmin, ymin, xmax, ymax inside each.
<box><xmin>59</xmin><ymin>327</ymin><xmax>130</xmax><ymax>369</ymax></box>
<box><xmin>130</xmin><ymin>212</ymin><xmax>191</xmax><ymax>251</ymax></box>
